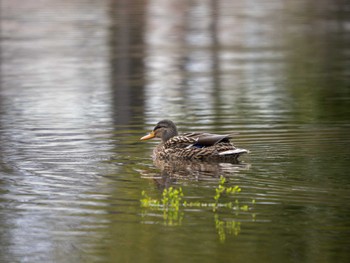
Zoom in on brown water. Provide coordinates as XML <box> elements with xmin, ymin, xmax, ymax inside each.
<box><xmin>1</xmin><ymin>0</ymin><xmax>350</xmax><ymax>262</ymax></box>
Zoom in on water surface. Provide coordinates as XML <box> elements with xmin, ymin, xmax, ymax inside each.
<box><xmin>1</xmin><ymin>0</ymin><xmax>350</xmax><ymax>262</ymax></box>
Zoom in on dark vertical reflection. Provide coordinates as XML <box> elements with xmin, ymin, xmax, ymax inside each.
<box><xmin>109</xmin><ymin>0</ymin><xmax>146</xmax><ymax>126</ymax></box>
<box><xmin>210</xmin><ymin>0</ymin><xmax>222</xmax><ymax>126</ymax></box>
<box><xmin>210</xmin><ymin>0</ymin><xmax>220</xmax><ymax>83</ymax></box>
<box><xmin>283</xmin><ymin>0</ymin><xmax>350</xmax><ymax>123</ymax></box>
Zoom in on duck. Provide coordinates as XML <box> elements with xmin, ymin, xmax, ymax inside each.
<box><xmin>140</xmin><ymin>120</ymin><xmax>248</xmax><ymax>161</ymax></box>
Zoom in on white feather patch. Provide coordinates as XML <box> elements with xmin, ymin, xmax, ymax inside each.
<box><xmin>218</xmin><ymin>148</ymin><xmax>249</xmax><ymax>156</ymax></box>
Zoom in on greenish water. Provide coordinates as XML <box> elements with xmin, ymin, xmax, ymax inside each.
<box><xmin>1</xmin><ymin>0</ymin><xmax>350</xmax><ymax>262</ymax></box>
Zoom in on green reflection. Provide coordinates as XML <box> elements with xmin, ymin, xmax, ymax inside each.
<box><xmin>141</xmin><ymin>187</ymin><xmax>184</xmax><ymax>226</ymax></box>
<box><xmin>214</xmin><ymin>214</ymin><xmax>241</xmax><ymax>243</ymax></box>
<box><xmin>141</xmin><ymin>176</ymin><xmax>255</xmax><ymax>242</ymax></box>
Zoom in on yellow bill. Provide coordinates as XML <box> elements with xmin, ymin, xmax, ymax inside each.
<box><xmin>140</xmin><ymin>131</ymin><xmax>155</xmax><ymax>140</ymax></box>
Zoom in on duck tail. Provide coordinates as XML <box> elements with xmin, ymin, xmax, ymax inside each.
<box><xmin>218</xmin><ymin>148</ymin><xmax>249</xmax><ymax>157</ymax></box>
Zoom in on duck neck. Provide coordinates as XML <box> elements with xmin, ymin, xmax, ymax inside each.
<box><xmin>162</xmin><ymin>127</ymin><xmax>178</xmax><ymax>143</ymax></box>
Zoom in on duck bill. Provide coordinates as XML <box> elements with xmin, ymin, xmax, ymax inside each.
<box><xmin>140</xmin><ymin>131</ymin><xmax>155</xmax><ymax>140</ymax></box>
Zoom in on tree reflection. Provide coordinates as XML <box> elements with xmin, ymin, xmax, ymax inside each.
<box><xmin>109</xmin><ymin>0</ymin><xmax>146</xmax><ymax>126</ymax></box>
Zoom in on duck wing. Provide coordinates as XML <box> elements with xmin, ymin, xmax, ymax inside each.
<box><xmin>184</xmin><ymin>132</ymin><xmax>235</xmax><ymax>146</ymax></box>
<box><xmin>164</xmin><ymin>132</ymin><xmax>237</xmax><ymax>148</ymax></box>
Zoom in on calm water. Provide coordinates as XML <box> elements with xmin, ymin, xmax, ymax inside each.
<box><xmin>1</xmin><ymin>0</ymin><xmax>350</xmax><ymax>262</ymax></box>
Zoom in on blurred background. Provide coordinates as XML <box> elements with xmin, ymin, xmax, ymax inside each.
<box><xmin>1</xmin><ymin>0</ymin><xmax>350</xmax><ymax>262</ymax></box>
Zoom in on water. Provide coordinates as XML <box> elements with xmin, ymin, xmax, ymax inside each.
<box><xmin>1</xmin><ymin>0</ymin><xmax>350</xmax><ymax>262</ymax></box>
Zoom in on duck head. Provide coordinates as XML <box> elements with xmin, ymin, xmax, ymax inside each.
<box><xmin>140</xmin><ymin>119</ymin><xmax>178</xmax><ymax>143</ymax></box>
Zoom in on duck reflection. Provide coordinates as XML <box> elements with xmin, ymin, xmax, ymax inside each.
<box><xmin>141</xmin><ymin>157</ymin><xmax>250</xmax><ymax>188</ymax></box>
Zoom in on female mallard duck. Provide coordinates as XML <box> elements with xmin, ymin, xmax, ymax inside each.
<box><xmin>140</xmin><ymin>120</ymin><xmax>248</xmax><ymax>161</ymax></box>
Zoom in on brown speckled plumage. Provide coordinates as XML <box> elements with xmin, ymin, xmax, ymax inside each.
<box><xmin>140</xmin><ymin>120</ymin><xmax>248</xmax><ymax>161</ymax></box>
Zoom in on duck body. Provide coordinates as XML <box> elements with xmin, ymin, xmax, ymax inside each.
<box><xmin>141</xmin><ymin>120</ymin><xmax>248</xmax><ymax>161</ymax></box>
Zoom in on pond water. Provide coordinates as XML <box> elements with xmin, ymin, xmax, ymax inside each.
<box><xmin>1</xmin><ymin>0</ymin><xmax>350</xmax><ymax>262</ymax></box>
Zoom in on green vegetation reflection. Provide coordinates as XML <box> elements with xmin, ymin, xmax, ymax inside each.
<box><xmin>141</xmin><ymin>176</ymin><xmax>255</xmax><ymax>242</ymax></box>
